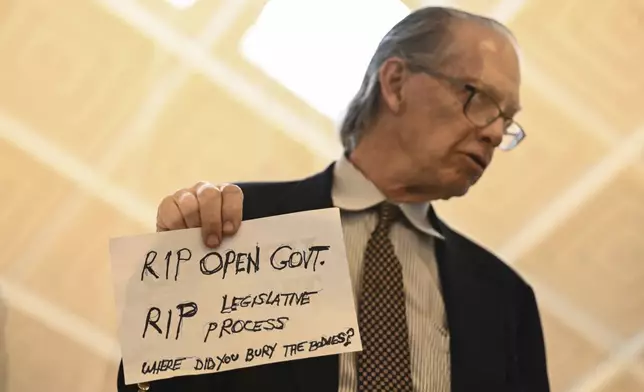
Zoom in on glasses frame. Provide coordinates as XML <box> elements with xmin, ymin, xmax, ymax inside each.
<box><xmin>409</xmin><ymin>65</ymin><xmax>526</xmax><ymax>151</ymax></box>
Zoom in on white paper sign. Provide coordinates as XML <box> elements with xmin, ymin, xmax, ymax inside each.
<box><xmin>109</xmin><ymin>208</ymin><xmax>361</xmax><ymax>385</ymax></box>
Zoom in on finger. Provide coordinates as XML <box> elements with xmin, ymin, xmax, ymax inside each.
<box><xmin>173</xmin><ymin>189</ymin><xmax>201</xmax><ymax>228</ymax></box>
<box><xmin>219</xmin><ymin>184</ymin><xmax>243</xmax><ymax>235</ymax></box>
<box><xmin>195</xmin><ymin>182</ymin><xmax>222</xmax><ymax>248</ymax></box>
<box><xmin>156</xmin><ymin>195</ymin><xmax>187</xmax><ymax>231</ymax></box>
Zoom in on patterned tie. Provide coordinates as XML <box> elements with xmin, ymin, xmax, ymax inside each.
<box><xmin>356</xmin><ymin>202</ymin><xmax>413</xmax><ymax>392</ymax></box>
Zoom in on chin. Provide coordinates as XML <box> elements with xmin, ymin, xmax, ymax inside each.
<box><xmin>406</xmin><ymin>175</ymin><xmax>474</xmax><ymax>201</ymax></box>
<box><xmin>439</xmin><ymin>189</ymin><xmax>468</xmax><ymax>200</ymax></box>
<box><xmin>439</xmin><ymin>180</ymin><xmax>472</xmax><ymax>200</ymax></box>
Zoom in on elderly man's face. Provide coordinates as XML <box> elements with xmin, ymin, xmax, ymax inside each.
<box><xmin>380</xmin><ymin>21</ymin><xmax>521</xmax><ymax>199</ymax></box>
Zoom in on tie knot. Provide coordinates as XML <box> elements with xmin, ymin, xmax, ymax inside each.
<box><xmin>376</xmin><ymin>202</ymin><xmax>401</xmax><ymax>230</ymax></box>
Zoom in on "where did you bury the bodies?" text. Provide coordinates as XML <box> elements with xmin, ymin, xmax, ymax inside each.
<box><xmin>140</xmin><ymin>326</ymin><xmax>356</xmax><ymax>377</ymax></box>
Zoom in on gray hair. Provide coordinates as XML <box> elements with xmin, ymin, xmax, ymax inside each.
<box><xmin>339</xmin><ymin>7</ymin><xmax>515</xmax><ymax>152</ymax></box>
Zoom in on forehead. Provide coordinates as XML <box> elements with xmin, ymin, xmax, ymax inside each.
<box><xmin>447</xmin><ymin>20</ymin><xmax>521</xmax><ymax>109</ymax></box>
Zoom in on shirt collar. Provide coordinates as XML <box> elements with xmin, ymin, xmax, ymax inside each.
<box><xmin>331</xmin><ymin>156</ymin><xmax>444</xmax><ymax>240</ymax></box>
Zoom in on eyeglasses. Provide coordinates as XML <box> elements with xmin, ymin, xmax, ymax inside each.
<box><xmin>411</xmin><ymin>66</ymin><xmax>526</xmax><ymax>151</ymax></box>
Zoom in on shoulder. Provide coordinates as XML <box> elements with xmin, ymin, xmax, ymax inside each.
<box><xmin>234</xmin><ymin>164</ymin><xmax>335</xmax><ymax>220</ymax></box>
<box><xmin>236</xmin><ymin>179</ymin><xmax>302</xmax><ymax>201</ymax></box>
<box><xmin>234</xmin><ymin>178</ymin><xmax>307</xmax><ymax>220</ymax></box>
<box><xmin>448</xmin><ymin>225</ymin><xmax>532</xmax><ymax>295</ymax></box>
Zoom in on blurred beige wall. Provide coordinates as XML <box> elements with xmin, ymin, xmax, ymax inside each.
<box><xmin>0</xmin><ymin>0</ymin><xmax>643</xmax><ymax>391</ymax></box>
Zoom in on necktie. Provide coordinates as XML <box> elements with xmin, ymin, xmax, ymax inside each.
<box><xmin>356</xmin><ymin>203</ymin><xmax>413</xmax><ymax>392</ymax></box>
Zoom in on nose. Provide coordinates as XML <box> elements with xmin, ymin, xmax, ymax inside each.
<box><xmin>478</xmin><ymin>117</ymin><xmax>505</xmax><ymax>148</ymax></box>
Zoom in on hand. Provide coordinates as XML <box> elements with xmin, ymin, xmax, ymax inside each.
<box><xmin>156</xmin><ymin>182</ymin><xmax>243</xmax><ymax>248</ymax></box>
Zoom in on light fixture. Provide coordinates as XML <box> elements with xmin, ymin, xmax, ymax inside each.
<box><xmin>164</xmin><ymin>0</ymin><xmax>198</xmax><ymax>10</ymax></box>
<box><xmin>240</xmin><ymin>0</ymin><xmax>410</xmax><ymax>122</ymax></box>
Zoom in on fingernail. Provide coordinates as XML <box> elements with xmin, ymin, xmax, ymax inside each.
<box><xmin>223</xmin><ymin>221</ymin><xmax>234</xmax><ymax>233</ymax></box>
<box><xmin>207</xmin><ymin>235</ymin><xmax>219</xmax><ymax>248</ymax></box>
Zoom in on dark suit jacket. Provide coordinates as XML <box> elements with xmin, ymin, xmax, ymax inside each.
<box><xmin>117</xmin><ymin>164</ymin><xmax>550</xmax><ymax>392</ymax></box>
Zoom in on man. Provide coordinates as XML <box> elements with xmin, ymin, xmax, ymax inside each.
<box><xmin>118</xmin><ymin>6</ymin><xmax>549</xmax><ymax>392</ymax></box>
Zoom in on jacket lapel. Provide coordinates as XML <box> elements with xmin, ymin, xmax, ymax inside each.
<box><xmin>431</xmin><ymin>210</ymin><xmax>512</xmax><ymax>391</ymax></box>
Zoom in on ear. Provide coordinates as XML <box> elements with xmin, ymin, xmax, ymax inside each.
<box><xmin>378</xmin><ymin>57</ymin><xmax>408</xmax><ymax>114</ymax></box>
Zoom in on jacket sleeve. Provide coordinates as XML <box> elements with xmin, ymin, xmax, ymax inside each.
<box><xmin>517</xmin><ymin>285</ymin><xmax>551</xmax><ymax>392</ymax></box>
<box><xmin>117</xmin><ymin>360</ymin><xmax>232</xmax><ymax>391</ymax></box>
<box><xmin>117</xmin><ymin>361</ymin><xmax>139</xmax><ymax>392</ymax></box>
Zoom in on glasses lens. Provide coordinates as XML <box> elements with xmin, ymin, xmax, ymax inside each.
<box><xmin>465</xmin><ymin>92</ymin><xmax>500</xmax><ymax>127</ymax></box>
<box><xmin>499</xmin><ymin>123</ymin><xmax>525</xmax><ymax>151</ymax></box>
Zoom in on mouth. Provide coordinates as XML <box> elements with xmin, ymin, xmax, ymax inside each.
<box><xmin>464</xmin><ymin>153</ymin><xmax>488</xmax><ymax>170</ymax></box>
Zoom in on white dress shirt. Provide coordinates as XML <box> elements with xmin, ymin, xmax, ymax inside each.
<box><xmin>332</xmin><ymin>156</ymin><xmax>451</xmax><ymax>392</ymax></box>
